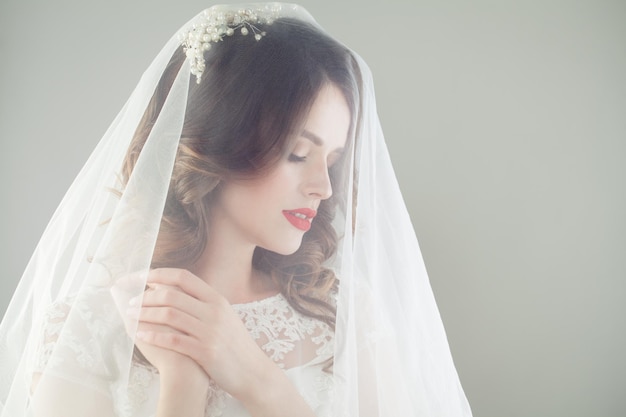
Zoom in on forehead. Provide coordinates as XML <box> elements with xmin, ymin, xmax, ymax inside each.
<box><xmin>300</xmin><ymin>84</ymin><xmax>351</xmax><ymax>150</ymax></box>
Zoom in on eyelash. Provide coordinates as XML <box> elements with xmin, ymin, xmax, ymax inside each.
<box><xmin>288</xmin><ymin>154</ymin><xmax>307</xmax><ymax>162</ymax></box>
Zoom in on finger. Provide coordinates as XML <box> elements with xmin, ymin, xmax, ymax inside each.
<box><xmin>136</xmin><ymin>321</ymin><xmax>178</xmax><ymax>336</ymax></box>
<box><xmin>133</xmin><ymin>305</ymin><xmax>206</xmax><ymax>338</ymax></box>
<box><xmin>130</xmin><ymin>284</ymin><xmax>209</xmax><ymax>322</ymax></box>
<box><xmin>113</xmin><ymin>270</ymin><xmax>150</xmax><ymax>291</ymax></box>
<box><xmin>133</xmin><ymin>321</ymin><xmax>183</xmax><ymax>363</ymax></box>
<box><xmin>147</xmin><ymin>268</ymin><xmax>225</xmax><ymax>305</ymax></box>
<box><xmin>138</xmin><ymin>284</ymin><xmax>194</xmax><ymax>306</ymax></box>
<box><xmin>135</xmin><ymin>329</ymin><xmax>209</xmax><ymax>366</ymax></box>
<box><xmin>110</xmin><ymin>271</ymin><xmax>149</xmax><ymax>330</ymax></box>
<box><xmin>128</xmin><ymin>284</ymin><xmax>176</xmax><ymax>307</ymax></box>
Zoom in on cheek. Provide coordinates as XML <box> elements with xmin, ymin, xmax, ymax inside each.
<box><xmin>242</xmin><ymin>183</ymin><xmax>276</xmax><ymax>205</ymax></box>
<box><xmin>222</xmin><ymin>163</ymin><xmax>298</xmax><ymax>210</ymax></box>
<box><xmin>257</xmin><ymin>165</ymin><xmax>298</xmax><ymax>196</ymax></box>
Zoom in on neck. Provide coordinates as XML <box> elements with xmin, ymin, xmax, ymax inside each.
<box><xmin>189</xmin><ymin>212</ymin><xmax>278</xmax><ymax>304</ymax></box>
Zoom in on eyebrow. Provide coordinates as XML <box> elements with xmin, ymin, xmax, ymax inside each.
<box><xmin>301</xmin><ymin>129</ymin><xmax>323</xmax><ymax>146</ymax></box>
<box><xmin>300</xmin><ymin>129</ymin><xmax>345</xmax><ymax>154</ymax></box>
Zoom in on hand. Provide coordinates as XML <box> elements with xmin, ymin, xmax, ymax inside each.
<box><xmin>132</xmin><ymin>312</ymin><xmax>209</xmax><ymax>385</ymax></box>
<box><xmin>110</xmin><ymin>271</ymin><xmax>207</xmax><ymax>385</ymax></box>
<box><xmin>131</xmin><ymin>268</ymin><xmax>276</xmax><ymax>402</ymax></box>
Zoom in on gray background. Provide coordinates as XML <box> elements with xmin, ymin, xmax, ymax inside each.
<box><xmin>1</xmin><ymin>1</ymin><xmax>624</xmax><ymax>416</ymax></box>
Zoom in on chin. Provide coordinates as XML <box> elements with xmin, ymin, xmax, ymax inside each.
<box><xmin>265</xmin><ymin>236</ymin><xmax>304</xmax><ymax>256</ymax></box>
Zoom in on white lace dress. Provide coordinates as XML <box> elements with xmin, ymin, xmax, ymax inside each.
<box><xmin>35</xmin><ymin>291</ymin><xmax>335</xmax><ymax>417</ymax></box>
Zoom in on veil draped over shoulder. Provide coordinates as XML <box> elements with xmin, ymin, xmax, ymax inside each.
<box><xmin>0</xmin><ymin>3</ymin><xmax>472</xmax><ymax>416</ymax></box>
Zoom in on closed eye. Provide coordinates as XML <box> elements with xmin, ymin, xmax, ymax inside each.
<box><xmin>288</xmin><ymin>154</ymin><xmax>307</xmax><ymax>162</ymax></box>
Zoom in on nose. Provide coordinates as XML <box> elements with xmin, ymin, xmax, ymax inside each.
<box><xmin>304</xmin><ymin>160</ymin><xmax>333</xmax><ymax>200</ymax></box>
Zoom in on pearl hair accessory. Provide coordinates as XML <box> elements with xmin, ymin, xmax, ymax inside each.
<box><xmin>180</xmin><ymin>4</ymin><xmax>284</xmax><ymax>83</ymax></box>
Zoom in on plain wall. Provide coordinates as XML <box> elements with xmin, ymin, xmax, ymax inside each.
<box><xmin>1</xmin><ymin>1</ymin><xmax>624</xmax><ymax>416</ymax></box>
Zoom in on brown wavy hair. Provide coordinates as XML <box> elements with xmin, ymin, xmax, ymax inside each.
<box><xmin>122</xmin><ymin>18</ymin><xmax>361</xmax><ymax>332</ymax></box>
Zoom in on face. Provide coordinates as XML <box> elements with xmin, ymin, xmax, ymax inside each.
<box><xmin>211</xmin><ymin>83</ymin><xmax>351</xmax><ymax>255</ymax></box>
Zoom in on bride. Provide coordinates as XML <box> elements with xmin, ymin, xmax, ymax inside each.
<box><xmin>0</xmin><ymin>4</ymin><xmax>472</xmax><ymax>417</ymax></box>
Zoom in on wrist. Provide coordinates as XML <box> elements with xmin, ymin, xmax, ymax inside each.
<box><xmin>239</xmin><ymin>365</ymin><xmax>294</xmax><ymax>411</ymax></box>
<box><xmin>159</xmin><ymin>367</ymin><xmax>210</xmax><ymax>392</ymax></box>
<box><xmin>157</xmin><ymin>372</ymin><xmax>210</xmax><ymax>417</ymax></box>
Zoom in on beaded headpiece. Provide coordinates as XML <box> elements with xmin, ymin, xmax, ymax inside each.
<box><xmin>180</xmin><ymin>4</ymin><xmax>285</xmax><ymax>83</ymax></box>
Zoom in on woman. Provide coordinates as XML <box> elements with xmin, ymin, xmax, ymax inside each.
<box><xmin>0</xmin><ymin>4</ymin><xmax>472</xmax><ymax>417</ymax></box>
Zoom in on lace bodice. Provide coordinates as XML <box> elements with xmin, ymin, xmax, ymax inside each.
<box><xmin>35</xmin><ymin>290</ymin><xmax>335</xmax><ymax>417</ymax></box>
<box><xmin>234</xmin><ymin>293</ymin><xmax>334</xmax><ymax>368</ymax></box>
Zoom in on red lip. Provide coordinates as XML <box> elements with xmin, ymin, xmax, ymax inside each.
<box><xmin>282</xmin><ymin>208</ymin><xmax>317</xmax><ymax>231</ymax></box>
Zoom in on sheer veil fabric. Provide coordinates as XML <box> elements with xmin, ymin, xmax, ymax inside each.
<box><xmin>0</xmin><ymin>3</ymin><xmax>472</xmax><ymax>416</ymax></box>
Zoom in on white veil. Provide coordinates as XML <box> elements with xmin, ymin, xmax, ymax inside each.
<box><xmin>0</xmin><ymin>3</ymin><xmax>472</xmax><ymax>416</ymax></box>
